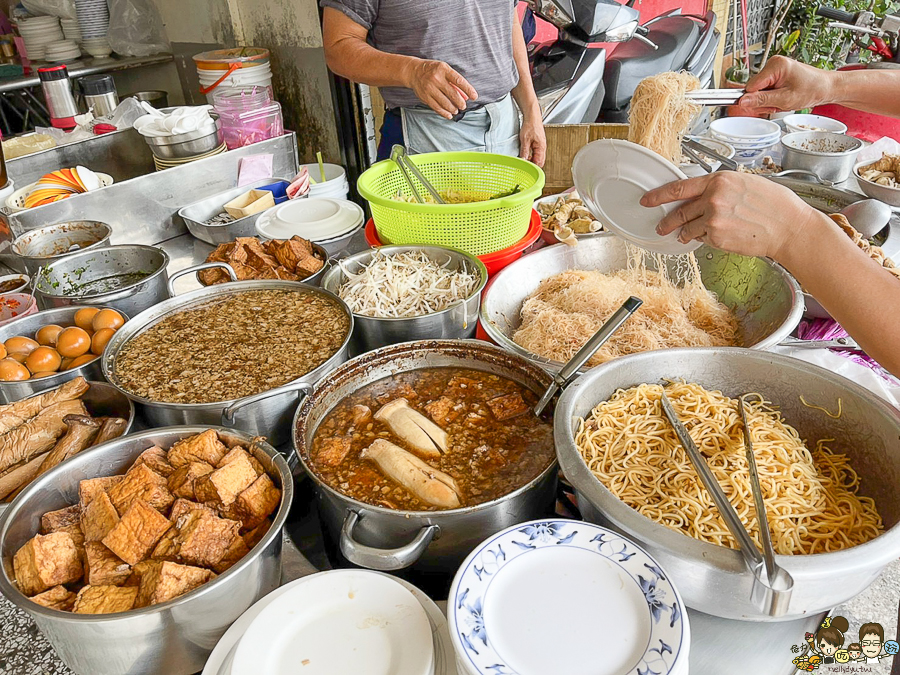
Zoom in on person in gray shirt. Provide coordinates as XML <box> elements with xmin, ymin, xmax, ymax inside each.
<box><xmin>321</xmin><ymin>0</ymin><xmax>546</xmax><ymax>166</ymax></box>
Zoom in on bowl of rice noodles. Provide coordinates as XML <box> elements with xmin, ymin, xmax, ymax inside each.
<box><xmin>321</xmin><ymin>245</ymin><xmax>488</xmax><ymax>352</ymax></box>
<box><xmin>554</xmin><ymin>347</ymin><xmax>900</xmax><ymax>622</ymax></box>
<box><xmin>479</xmin><ymin>234</ymin><xmax>803</xmax><ymax>374</ymax></box>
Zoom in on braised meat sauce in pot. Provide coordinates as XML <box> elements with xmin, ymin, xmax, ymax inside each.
<box><xmin>309</xmin><ymin>368</ymin><xmax>555</xmax><ymax>511</ymax></box>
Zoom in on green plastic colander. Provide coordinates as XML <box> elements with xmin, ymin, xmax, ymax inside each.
<box><xmin>357</xmin><ymin>152</ymin><xmax>545</xmax><ymax>256</ymax></box>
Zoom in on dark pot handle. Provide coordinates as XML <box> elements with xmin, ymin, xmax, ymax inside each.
<box><xmin>340</xmin><ymin>510</ymin><xmax>439</xmax><ymax>571</ymax></box>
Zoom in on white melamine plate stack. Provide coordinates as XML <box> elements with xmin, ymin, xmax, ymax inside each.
<box><xmin>43</xmin><ymin>39</ymin><xmax>81</xmax><ymax>61</ymax></box>
<box><xmin>81</xmin><ymin>37</ymin><xmax>111</xmax><ymax>57</ymax></box>
<box><xmin>60</xmin><ymin>18</ymin><xmax>83</xmax><ymax>42</ymax></box>
<box><xmin>17</xmin><ymin>16</ymin><xmax>64</xmax><ymax>61</ymax></box>
<box><xmin>74</xmin><ymin>0</ymin><xmax>110</xmax><ymax>44</ymax></box>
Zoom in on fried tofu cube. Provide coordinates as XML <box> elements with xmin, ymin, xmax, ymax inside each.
<box><xmin>486</xmin><ymin>393</ymin><xmax>530</xmax><ymax>421</ymax></box>
<box><xmin>73</xmin><ymin>585</ymin><xmax>138</xmax><ymax>614</ymax></box>
<box><xmin>14</xmin><ymin>532</ymin><xmax>84</xmax><ymax>596</ymax></box>
<box><xmin>424</xmin><ymin>396</ymin><xmax>463</xmax><ymax>426</ymax></box>
<box><xmin>167</xmin><ymin>430</ymin><xmax>226</xmax><ymax>468</ymax></box>
<box><xmin>41</xmin><ymin>505</ymin><xmax>81</xmax><ymax>534</ymax></box>
<box><xmin>150</xmin><ymin>527</ymin><xmax>178</xmax><ymax>562</ymax></box>
<box><xmin>101</xmin><ymin>500</ymin><xmax>171</xmax><ymax>566</ymax></box>
<box><xmin>242</xmin><ymin>519</ymin><xmax>271</xmax><ymax>549</ymax></box>
<box><xmin>172</xmin><ymin>511</ymin><xmax>240</xmax><ymax>567</ymax></box>
<box><xmin>135</xmin><ymin>561</ymin><xmax>213</xmax><ymax>608</ymax></box>
<box><xmin>78</xmin><ymin>476</ymin><xmax>124</xmax><ymax>512</ymax></box>
<box><xmin>133</xmin><ymin>446</ymin><xmax>175</xmax><ymax>477</ymax></box>
<box><xmin>107</xmin><ymin>464</ymin><xmax>174</xmax><ymax>515</ymax></box>
<box><xmin>232</xmin><ymin>474</ymin><xmax>280</xmax><ymax>529</ymax></box>
<box><xmin>212</xmin><ymin>535</ymin><xmax>250</xmax><ymax>574</ymax></box>
<box><xmin>84</xmin><ymin>542</ymin><xmax>131</xmax><ymax>586</ymax></box>
<box><xmin>267</xmin><ymin>237</ymin><xmax>309</xmax><ymax>270</ymax></box>
<box><xmin>167</xmin><ymin>461</ymin><xmax>214</xmax><ymax>500</ymax></box>
<box><xmin>315</xmin><ymin>437</ymin><xmax>351</xmax><ymax>468</ymax></box>
<box><xmin>217</xmin><ymin>446</ymin><xmax>259</xmax><ymax>473</ymax></box>
<box><xmin>194</xmin><ymin>454</ymin><xmax>257</xmax><ymax>506</ymax></box>
<box><xmin>30</xmin><ymin>585</ymin><xmax>76</xmax><ymax>611</ymax></box>
<box><xmin>295</xmin><ymin>253</ymin><xmax>324</xmax><ymax>279</ymax></box>
<box><xmin>81</xmin><ymin>491</ymin><xmax>120</xmax><ymax>543</ymax></box>
<box><xmin>168</xmin><ymin>498</ymin><xmax>215</xmax><ymax>523</ymax></box>
<box><xmin>123</xmin><ymin>560</ymin><xmax>154</xmax><ymax>587</ymax></box>
<box><xmin>56</xmin><ymin>523</ymin><xmax>86</xmax><ymax>565</ymax></box>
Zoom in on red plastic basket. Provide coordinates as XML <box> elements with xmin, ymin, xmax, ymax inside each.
<box><xmin>364</xmin><ymin>210</ymin><xmax>542</xmax><ymax>277</ymax></box>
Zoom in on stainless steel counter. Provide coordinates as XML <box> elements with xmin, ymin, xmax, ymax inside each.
<box><xmin>0</xmin><ymin>54</ymin><xmax>173</xmax><ymax>93</ymax></box>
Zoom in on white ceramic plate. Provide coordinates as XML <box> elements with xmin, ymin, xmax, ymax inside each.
<box><xmin>449</xmin><ymin>520</ymin><xmax>689</xmax><ymax>675</ymax></box>
<box><xmin>256</xmin><ymin>197</ymin><xmax>364</xmax><ymax>242</ymax></box>
<box><xmin>204</xmin><ymin>573</ymin><xmax>457</xmax><ymax>675</ymax></box>
<box><xmin>572</xmin><ymin>139</ymin><xmax>699</xmax><ymax>255</ymax></box>
<box><xmin>230</xmin><ymin>570</ymin><xmax>434</xmax><ymax>675</ymax></box>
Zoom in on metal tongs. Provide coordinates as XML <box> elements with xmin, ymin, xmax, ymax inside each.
<box><xmin>683</xmin><ymin>88</ymin><xmax>745</xmax><ymax>106</ymax></box>
<box><xmin>533</xmin><ymin>296</ymin><xmax>643</xmax><ymax>416</ymax></box>
<box><xmin>390</xmin><ymin>144</ymin><xmax>445</xmax><ymax>204</ymax></box>
<box><xmin>659</xmin><ymin>389</ymin><xmax>795</xmax><ymax>616</ymax></box>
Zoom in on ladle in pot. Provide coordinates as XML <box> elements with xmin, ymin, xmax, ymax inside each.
<box><xmin>533</xmin><ymin>296</ymin><xmax>643</xmax><ymax>416</ymax></box>
<box><xmin>659</xmin><ymin>388</ymin><xmax>795</xmax><ymax>617</ymax></box>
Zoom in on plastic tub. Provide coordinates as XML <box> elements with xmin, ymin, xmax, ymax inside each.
<box><xmin>365</xmin><ymin>209</ymin><xmax>542</xmax><ymax>277</ymax></box>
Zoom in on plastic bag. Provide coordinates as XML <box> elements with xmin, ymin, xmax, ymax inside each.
<box><xmin>106</xmin><ymin>0</ymin><xmax>170</xmax><ymax>57</ymax></box>
<box><xmin>20</xmin><ymin>0</ymin><xmax>76</xmax><ymax>20</ymax></box>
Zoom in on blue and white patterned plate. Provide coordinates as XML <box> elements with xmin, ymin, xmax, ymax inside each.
<box><xmin>448</xmin><ymin>520</ymin><xmax>689</xmax><ymax>675</ymax></box>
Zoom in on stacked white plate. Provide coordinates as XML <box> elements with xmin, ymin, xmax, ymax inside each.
<box><xmin>203</xmin><ymin>570</ymin><xmax>454</xmax><ymax>675</ymax></box>
<box><xmin>81</xmin><ymin>37</ymin><xmax>111</xmax><ymax>57</ymax></box>
<box><xmin>18</xmin><ymin>16</ymin><xmax>64</xmax><ymax>61</ymax></box>
<box><xmin>75</xmin><ymin>0</ymin><xmax>109</xmax><ymax>39</ymax></box>
<box><xmin>449</xmin><ymin>520</ymin><xmax>692</xmax><ymax>675</ymax></box>
<box><xmin>60</xmin><ymin>18</ymin><xmax>82</xmax><ymax>42</ymax></box>
<box><xmin>43</xmin><ymin>39</ymin><xmax>81</xmax><ymax>61</ymax></box>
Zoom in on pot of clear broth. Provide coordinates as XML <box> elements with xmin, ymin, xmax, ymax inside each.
<box><xmin>293</xmin><ymin>340</ymin><xmax>558</xmax><ymax>583</ymax></box>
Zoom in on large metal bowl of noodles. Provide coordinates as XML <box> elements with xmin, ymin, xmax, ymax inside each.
<box><xmin>479</xmin><ymin>234</ymin><xmax>803</xmax><ymax>374</ymax></box>
<box><xmin>555</xmin><ymin>347</ymin><xmax>900</xmax><ymax>622</ymax></box>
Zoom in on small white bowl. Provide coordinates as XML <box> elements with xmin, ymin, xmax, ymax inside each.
<box><xmin>0</xmin><ymin>274</ymin><xmax>30</xmax><ymax>295</ymax></box>
<box><xmin>710</xmin><ymin>116</ymin><xmax>781</xmax><ymax>142</ymax></box>
<box><xmin>854</xmin><ymin>161</ymin><xmax>900</xmax><ymax>207</ymax></box>
<box><xmin>783</xmin><ymin>113</ymin><xmax>847</xmax><ymax>135</ymax></box>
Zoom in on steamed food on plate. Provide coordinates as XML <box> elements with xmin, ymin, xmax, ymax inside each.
<box><xmin>199</xmin><ymin>236</ymin><xmax>325</xmax><ymax>285</ymax></box>
<box><xmin>0</xmin><ymin>378</ymin><xmax>128</xmax><ymax>501</ymax></box>
<box><xmin>112</xmin><ymin>289</ymin><xmax>349</xmax><ymax>404</ymax></box>
<box><xmin>11</xmin><ymin>430</ymin><xmax>281</xmax><ymax>614</ymax></box>
<box><xmin>337</xmin><ymin>250</ymin><xmax>481</xmax><ymax>318</ymax></box>
<box><xmin>512</xmin><ymin>247</ymin><xmax>739</xmax><ymax>368</ymax></box>
<box><xmin>858</xmin><ymin>153</ymin><xmax>900</xmax><ymax>187</ymax></box>
<box><xmin>309</xmin><ymin>368</ymin><xmax>554</xmax><ymax>511</ymax></box>
<box><xmin>0</xmin><ymin>308</ymin><xmax>125</xmax><ymax>381</ymax></box>
<box><xmin>575</xmin><ymin>381</ymin><xmax>884</xmax><ymax>555</ymax></box>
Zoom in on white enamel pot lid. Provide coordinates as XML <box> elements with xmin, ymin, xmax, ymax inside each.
<box><xmin>572</xmin><ymin>139</ymin><xmax>700</xmax><ymax>255</ymax></box>
<box><xmin>255</xmin><ymin>197</ymin><xmax>364</xmax><ymax>241</ymax></box>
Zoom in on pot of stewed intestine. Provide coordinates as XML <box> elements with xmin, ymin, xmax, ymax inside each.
<box><xmin>293</xmin><ymin>340</ymin><xmax>558</xmax><ymax>577</ymax></box>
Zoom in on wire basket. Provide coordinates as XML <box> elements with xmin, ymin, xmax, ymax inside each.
<box><xmin>357</xmin><ymin>152</ymin><xmax>545</xmax><ymax>256</ymax></box>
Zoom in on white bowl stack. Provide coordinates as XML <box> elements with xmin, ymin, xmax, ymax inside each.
<box><xmin>60</xmin><ymin>18</ymin><xmax>83</xmax><ymax>42</ymax></box>
<box><xmin>75</xmin><ymin>0</ymin><xmax>111</xmax><ymax>56</ymax></box>
<box><xmin>44</xmin><ymin>39</ymin><xmax>81</xmax><ymax>61</ymax></box>
<box><xmin>301</xmin><ymin>162</ymin><xmax>350</xmax><ymax>200</ymax></box>
<box><xmin>17</xmin><ymin>16</ymin><xmax>64</xmax><ymax>61</ymax></box>
<box><xmin>709</xmin><ymin>117</ymin><xmax>782</xmax><ymax>166</ymax></box>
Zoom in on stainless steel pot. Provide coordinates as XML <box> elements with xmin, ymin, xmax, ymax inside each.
<box><xmin>0</xmin><ymin>426</ymin><xmax>292</xmax><ymax>675</ymax></box>
<box><xmin>0</xmin><ymin>306</ymin><xmax>129</xmax><ymax>404</ymax></box>
<box><xmin>293</xmin><ymin>340</ymin><xmax>558</xmax><ymax>575</ymax></box>
<box><xmin>480</xmin><ymin>235</ymin><xmax>804</xmax><ymax>374</ymax></box>
<box><xmin>320</xmin><ymin>245</ymin><xmax>488</xmax><ymax>352</ymax></box>
<box><xmin>5</xmin><ymin>221</ymin><xmax>112</xmax><ymax>276</ymax></box>
<box><xmin>781</xmin><ymin>131</ymin><xmax>863</xmax><ymax>184</ymax></box>
<box><xmin>142</xmin><ymin>116</ymin><xmax>223</xmax><ymax>160</ymax></box>
<box><xmin>35</xmin><ymin>245</ymin><xmax>169</xmax><ymax>317</ymax></box>
<box><xmin>102</xmin><ymin>273</ymin><xmax>353</xmax><ymax>445</ymax></box>
<box><xmin>554</xmin><ymin>347</ymin><xmax>900</xmax><ymax>621</ymax></box>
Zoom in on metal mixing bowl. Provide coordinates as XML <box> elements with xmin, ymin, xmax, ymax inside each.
<box><xmin>7</xmin><ymin>221</ymin><xmax>112</xmax><ymax>277</ymax></box>
<box><xmin>554</xmin><ymin>347</ymin><xmax>900</xmax><ymax>621</ymax></box>
<box><xmin>781</xmin><ymin>131</ymin><xmax>863</xmax><ymax>184</ymax></box>
<box><xmin>0</xmin><ymin>426</ymin><xmax>292</xmax><ymax>675</ymax></box>
<box><xmin>479</xmin><ymin>235</ymin><xmax>803</xmax><ymax>373</ymax></box>
<box><xmin>142</xmin><ymin>116</ymin><xmax>223</xmax><ymax>160</ymax></box>
<box><xmin>320</xmin><ymin>245</ymin><xmax>488</xmax><ymax>352</ymax></box>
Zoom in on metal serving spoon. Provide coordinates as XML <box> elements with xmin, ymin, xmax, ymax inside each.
<box><xmin>838</xmin><ymin>199</ymin><xmax>891</xmax><ymax>239</ymax></box>
<box><xmin>659</xmin><ymin>388</ymin><xmax>795</xmax><ymax>617</ymax></box>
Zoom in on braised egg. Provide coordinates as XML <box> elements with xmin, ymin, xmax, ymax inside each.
<box><xmin>5</xmin><ymin>336</ymin><xmax>39</xmax><ymax>356</ymax></box>
<box><xmin>92</xmin><ymin>309</ymin><xmax>125</xmax><ymax>332</ymax></box>
<box><xmin>35</xmin><ymin>324</ymin><xmax>64</xmax><ymax>347</ymax></box>
<box><xmin>90</xmin><ymin>327</ymin><xmax>115</xmax><ymax>355</ymax></box>
<box><xmin>0</xmin><ymin>358</ymin><xmax>30</xmax><ymax>381</ymax></box>
<box><xmin>25</xmin><ymin>346</ymin><xmax>62</xmax><ymax>374</ymax></box>
<box><xmin>74</xmin><ymin>308</ymin><xmax>100</xmax><ymax>332</ymax></box>
<box><xmin>66</xmin><ymin>353</ymin><xmax>96</xmax><ymax>369</ymax></box>
<box><xmin>56</xmin><ymin>327</ymin><xmax>92</xmax><ymax>358</ymax></box>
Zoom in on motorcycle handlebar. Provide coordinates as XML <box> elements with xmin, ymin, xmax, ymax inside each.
<box><xmin>815</xmin><ymin>6</ymin><xmax>856</xmax><ymax>23</ymax></box>
<box><xmin>635</xmin><ymin>25</ymin><xmax>650</xmax><ymax>36</ymax></box>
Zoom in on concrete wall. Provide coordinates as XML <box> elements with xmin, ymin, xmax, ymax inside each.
<box><xmin>146</xmin><ymin>0</ymin><xmax>340</xmax><ymax>163</ymax></box>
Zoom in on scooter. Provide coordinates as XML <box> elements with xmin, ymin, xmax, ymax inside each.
<box><xmin>526</xmin><ymin>0</ymin><xmax>719</xmax><ymax>125</ymax></box>
<box><xmin>811</xmin><ymin>5</ymin><xmax>900</xmax><ymax>141</ymax></box>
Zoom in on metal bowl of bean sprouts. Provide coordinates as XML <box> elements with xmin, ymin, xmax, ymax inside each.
<box><xmin>320</xmin><ymin>245</ymin><xmax>488</xmax><ymax>352</ymax></box>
